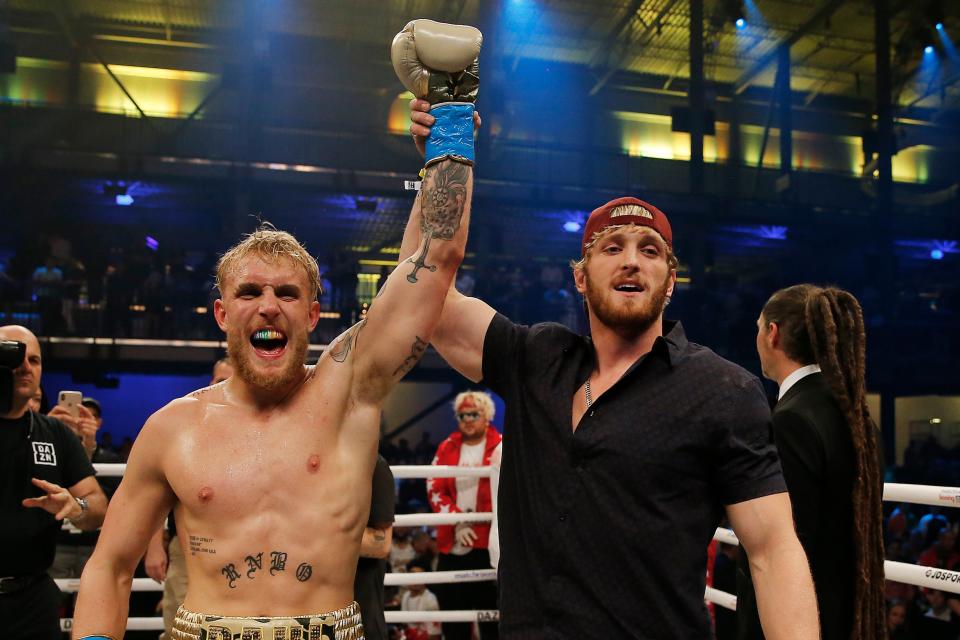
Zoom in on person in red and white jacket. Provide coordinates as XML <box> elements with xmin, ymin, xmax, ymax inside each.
<box><xmin>427</xmin><ymin>390</ymin><xmax>502</xmax><ymax>640</ymax></box>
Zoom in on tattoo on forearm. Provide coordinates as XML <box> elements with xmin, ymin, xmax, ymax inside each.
<box><xmin>421</xmin><ymin>161</ymin><xmax>468</xmax><ymax>241</ymax></box>
<box><xmin>244</xmin><ymin>552</ymin><xmax>262</xmax><ymax>579</ymax></box>
<box><xmin>189</xmin><ymin>535</ymin><xmax>216</xmax><ymax>555</ymax></box>
<box><xmin>221</xmin><ymin>563</ymin><xmax>240</xmax><ymax>588</ymax></box>
<box><xmin>405</xmin><ymin>237</ymin><xmax>437</xmax><ymax>283</ymax></box>
<box><xmin>392</xmin><ymin>336</ymin><xmax>428</xmax><ymax>377</ymax></box>
<box><xmin>329</xmin><ymin>319</ymin><xmax>366</xmax><ymax>363</ymax></box>
<box><xmin>296</xmin><ymin>562</ymin><xmax>313</xmax><ymax>582</ymax></box>
<box><xmin>406</xmin><ymin>161</ymin><xmax>469</xmax><ymax>283</ymax></box>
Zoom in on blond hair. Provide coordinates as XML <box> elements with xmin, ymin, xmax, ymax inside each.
<box><xmin>453</xmin><ymin>391</ymin><xmax>496</xmax><ymax>422</ymax></box>
<box><xmin>215</xmin><ymin>224</ymin><xmax>321</xmax><ymax>299</ymax></box>
<box><xmin>570</xmin><ymin>223</ymin><xmax>679</xmax><ymax>273</ymax></box>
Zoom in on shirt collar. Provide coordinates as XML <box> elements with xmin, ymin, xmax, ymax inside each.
<box><xmin>582</xmin><ymin>320</ymin><xmax>687</xmax><ymax>383</ymax></box>
<box><xmin>655</xmin><ymin>320</ymin><xmax>687</xmax><ymax>366</ymax></box>
<box><xmin>778</xmin><ymin>364</ymin><xmax>821</xmax><ymax>400</ymax></box>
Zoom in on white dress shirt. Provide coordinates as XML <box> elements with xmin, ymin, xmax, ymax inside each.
<box><xmin>777</xmin><ymin>364</ymin><xmax>822</xmax><ymax>401</ymax></box>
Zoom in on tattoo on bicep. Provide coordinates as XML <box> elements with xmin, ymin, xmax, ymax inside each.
<box><xmin>392</xmin><ymin>336</ymin><xmax>428</xmax><ymax>377</ymax></box>
<box><xmin>189</xmin><ymin>535</ymin><xmax>216</xmax><ymax>555</ymax></box>
<box><xmin>373</xmin><ymin>529</ymin><xmax>386</xmax><ymax>543</ymax></box>
<box><xmin>221</xmin><ymin>563</ymin><xmax>240</xmax><ymax>588</ymax></box>
<box><xmin>329</xmin><ymin>319</ymin><xmax>366</xmax><ymax>363</ymax></box>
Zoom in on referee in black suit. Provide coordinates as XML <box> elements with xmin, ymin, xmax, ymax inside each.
<box><xmin>737</xmin><ymin>284</ymin><xmax>885</xmax><ymax>640</ymax></box>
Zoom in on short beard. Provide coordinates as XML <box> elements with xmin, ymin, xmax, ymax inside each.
<box><xmin>585</xmin><ymin>270</ymin><xmax>671</xmax><ymax>335</ymax></box>
<box><xmin>227</xmin><ymin>330</ymin><xmax>308</xmax><ymax>394</ymax></box>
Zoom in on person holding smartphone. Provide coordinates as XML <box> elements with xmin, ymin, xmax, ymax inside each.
<box><xmin>0</xmin><ymin>324</ymin><xmax>107</xmax><ymax>640</ymax></box>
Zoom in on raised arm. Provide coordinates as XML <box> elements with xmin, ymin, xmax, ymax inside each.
<box><xmin>726</xmin><ymin>493</ymin><xmax>819</xmax><ymax>640</ymax></box>
<box><xmin>406</xmin><ymin>98</ymin><xmax>496</xmax><ymax>383</ymax></box>
<box><xmin>338</xmin><ymin>20</ymin><xmax>486</xmax><ymax>400</ymax></box>
<box><xmin>72</xmin><ymin>411</ymin><xmax>177</xmax><ymax>639</ymax></box>
<box><xmin>345</xmin><ymin>159</ymin><xmax>470</xmax><ymax>403</ymax></box>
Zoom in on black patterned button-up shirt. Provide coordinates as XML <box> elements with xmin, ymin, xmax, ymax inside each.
<box><xmin>483</xmin><ymin>315</ymin><xmax>785</xmax><ymax>639</ymax></box>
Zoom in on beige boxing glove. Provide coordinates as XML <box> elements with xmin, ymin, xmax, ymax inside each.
<box><xmin>391</xmin><ymin>19</ymin><xmax>482</xmax><ymax>165</ymax></box>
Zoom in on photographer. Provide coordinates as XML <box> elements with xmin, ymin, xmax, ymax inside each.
<box><xmin>0</xmin><ymin>325</ymin><xmax>107</xmax><ymax>640</ymax></box>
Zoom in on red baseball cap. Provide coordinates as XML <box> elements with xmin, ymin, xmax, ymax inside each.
<box><xmin>581</xmin><ymin>197</ymin><xmax>673</xmax><ymax>256</ymax></box>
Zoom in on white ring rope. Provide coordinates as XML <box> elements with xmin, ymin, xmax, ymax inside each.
<box><xmin>394</xmin><ymin>511</ymin><xmax>493</xmax><ymax>526</ymax></box>
<box><xmin>705</xmin><ymin>586</ymin><xmax>738</xmax><ymax>611</ymax></box>
<box><xmin>712</xmin><ymin>527</ymin><xmax>740</xmax><ymax>546</ymax></box>
<box><xmin>60</xmin><ymin>611</ymin><xmax>501</xmax><ymax>632</ymax></box>
<box><xmin>882</xmin><ymin>483</ymin><xmax>960</xmax><ymax>508</ymax></box>
<box><xmin>93</xmin><ymin>463</ymin><xmax>960</xmax><ymax>511</ymax></box>
<box><xmin>89</xmin><ymin>463</ymin><xmax>493</xmax><ymax>478</ymax></box>
<box><xmin>883</xmin><ymin>561</ymin><xmax>960</xmax><ymax>595</ymax></box>
<box><xmin>74</xmin><ymin>462</ymin><xmax>960</xmax><ymax>628</ymax></box>
<box><xmin>55</xmin><ymin>570</ymin><xmax>500</xmax><ymax>593</ymax></box>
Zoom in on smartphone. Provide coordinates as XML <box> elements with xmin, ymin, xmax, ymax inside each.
<box><xmin>57</xmin><ymin>390</ymin><xmax>83</xmax><ymax>418</ymax></box>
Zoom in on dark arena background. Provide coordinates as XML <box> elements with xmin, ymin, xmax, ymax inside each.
<box><xmin>0</xmin><ymin>1</ymin><xmax>959</xmax><ymax>637</ymax></box>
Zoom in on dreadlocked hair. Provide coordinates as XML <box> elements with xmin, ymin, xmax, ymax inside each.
<box><xmin>763</xmin><ymin>284</ymin><xmax>885</xmax><ymax>640</ymax></box>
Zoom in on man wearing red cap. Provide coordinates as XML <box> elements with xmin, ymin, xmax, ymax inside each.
<box><xmin>427</xmin><ymin>391</ymin><xmax>501</xmax><ymax>640</ymax></box>
<box><xmin>408</xmin><ymin>104</ymin><xmax>818</xmax><ymax>639</ymax></box>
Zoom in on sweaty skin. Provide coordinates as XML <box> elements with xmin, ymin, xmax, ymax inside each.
<box><xmin>73</xmin><ymin>160</ymin><xmax>471</xmax><ymax>635</ymax></box>
<box><xmin>154</xmin><ymin>373</ymin><xmax>380</xmax><ymax>613</ymax></box>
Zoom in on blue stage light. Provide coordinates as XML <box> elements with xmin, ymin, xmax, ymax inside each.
<box><xmin>936</xmin><ymin>22</ymin><xmax>944</xmax><ymax>31</ymax></box>
<box><xmin>735</xmin><ymin>18</ymin><xmax>746</xmax><ymax>29</ymax></box>
<box><xmin>563</xmin><ymin>221</ymin><xmax>582</xmax><ymax>233</ymax></box>
<box><xmin>925</xmin><ymin>45</ymin><xmax>935</xmax><ymax>54</ymax></box>
<box><xmin>116</xmin><ymin>194</ymin><xmax>134</xmax><ymax>206</ymax></box>
<box><xmin>931</xmin><ymin>248</ymin><xmax>944</xmax><ymax>260</ymax></box>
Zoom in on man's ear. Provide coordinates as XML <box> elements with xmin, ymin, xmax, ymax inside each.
<box><xmin>766</xmin><ymin>321</ymin><xmax>780</xmax><ymax>349</ymax></box>
<box><xmin>308</xmin><ymin>300</ymin><xmax>321</xmax><ymax>331</ymax></box>
<box><xmin>213</xmin><ymin>298</ymin><xmax>228</xmax><ymax>331</ymax></box>
<box><xmin>573</xmin><ymin>264</ymin><xmax>586</xmax><ymax>294</ymax></box>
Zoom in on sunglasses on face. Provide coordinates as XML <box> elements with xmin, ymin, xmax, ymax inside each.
<box><xmin>457</xmin><ymin>411</ymin><xmax>481</xmax><ymax>422</ymax></box>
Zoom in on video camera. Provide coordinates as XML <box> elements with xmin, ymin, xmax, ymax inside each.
<box><xmin>0</xmin><ymin>340</ymin><xmax>26</xmax><ymax>414</ymax></box>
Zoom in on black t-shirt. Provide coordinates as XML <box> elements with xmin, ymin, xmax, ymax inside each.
<box><xmin>354</xmin><ymin>455</ymin><xmax>396</xmax><ymax>640</ymax></box>
<box><xmin>0</xmin><ymin>411</ymin><xmax>96</xmax><ymax>574</ymax></box>
<box><xmin>483</xmin><ymin>315</ymin><xmax>786</xmax><ymax>639</ymax></box>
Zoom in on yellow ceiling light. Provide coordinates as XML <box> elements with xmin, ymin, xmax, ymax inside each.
<box><xmin>388</xmin><ymin>91</ymin><xmax>415</xmax><ymax>134</ymax></box>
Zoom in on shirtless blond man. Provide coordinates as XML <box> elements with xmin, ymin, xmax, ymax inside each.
<box><xmin>72</xmin><ymin>20</ymin><xmax>482</xmax><ymax>639</ymax></box>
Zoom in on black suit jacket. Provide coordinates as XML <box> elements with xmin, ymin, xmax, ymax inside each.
<box><xmin>737</xmin><ymin>372</ymin><xmax>855</xmax><ymax>640</ymax></box>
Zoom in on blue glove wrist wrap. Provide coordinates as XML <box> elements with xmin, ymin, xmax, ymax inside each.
<box><xmin>425</xmin><ymin>103</ymin><xmax>475</xmax><ymax>166</ymax></box>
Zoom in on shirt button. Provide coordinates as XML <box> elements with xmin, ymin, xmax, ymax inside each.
<box><xmin>589</xmin><ymin>410</ymin><xmax>595</xmax><ymax>417</ymax></box>
<box><xmin>559</xmin><ymin>513</ymin><xmax>568</xmax><ymax>522</ymax></box>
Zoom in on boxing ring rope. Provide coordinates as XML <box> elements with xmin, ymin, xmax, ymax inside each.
<box><xmin>60</xmin><ymin>612</ymin><xmax>500</xmax><ymax>632</ymax></box>
<box><xmin>68</xmin><ymin>463</ymin><xmax>960</xmax><ymax>631</ymax></box>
